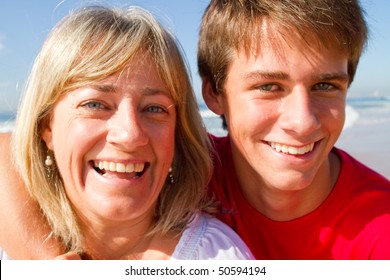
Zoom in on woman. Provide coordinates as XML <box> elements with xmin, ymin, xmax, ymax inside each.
<box><xmin>0</xmin><ymin>6</ymin><xmax>253</xmax><ymax>260</ymax></box>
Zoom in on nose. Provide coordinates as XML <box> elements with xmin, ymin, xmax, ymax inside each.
<box><xmin>106</xmin><ymin>105</ymin><xmax>149</xmax><ymax>150</ymax></box>
<box><xmin>278</xmin><ymin>87</ymin><xmax>320</xmax><ymax>136</ymax></box>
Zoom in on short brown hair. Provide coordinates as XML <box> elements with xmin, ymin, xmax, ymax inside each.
<box><xmin>198</xmin><ymin>0</ymin><xmax>368</xmax><ymax>94</ymax></box>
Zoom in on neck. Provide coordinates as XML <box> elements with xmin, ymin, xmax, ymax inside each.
<box><xmin>79</xmin><ymin>210</ymin><xmax>156</xmax><ymax>259</ymax></box>
<box><xmin>239</xmin><ymin>152</ymin><xmax>340</xmax><ymax>221</ymax></box>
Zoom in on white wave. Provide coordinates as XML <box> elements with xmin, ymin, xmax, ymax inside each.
<box><xmin>343</xmin><ymin>105</ymin><xmax>359</xmax><ymax>129</ymax></box>
<box><xmin>200</xmin><ymin>108</ymin><xmax>219</xmax><ymax>118</ymax></box>
<box><xmin>0</xmin><ymin>120</ymin><xmax>15</xmax><ymax>133</ymax></box>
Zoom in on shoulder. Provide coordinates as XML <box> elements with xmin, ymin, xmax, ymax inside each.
<box><xmin>0</xmin><ymin>132</ymin><xmax>13</xmax><ymax>172</ymax></box>
<box><xmin>171</xmin><ymin>212</ymin><xmax>254</xmax><ymax>260</ymax></box>
<box><xmin>0</xmin><ymin>133</ymin><xmax>12</xmax><ymax>157</ymax></box>
<box><xmin>0</xmin><ymin>132</ymin><xmax>12</xmax><ymax>143</ymax></box>
<box><xmin>332</xmin><ymin>147</ymin><xmax>390</xmax><ymax>214</ymax></box>
<box><xmin>331</xmin><ymin>149</ymin><xmax>390</xmax><ymax>258</ymax></box>
<box><xmin>334</xmin><ymin>147</ymin><xmax>389</xmax><ymax>187</ymax></box>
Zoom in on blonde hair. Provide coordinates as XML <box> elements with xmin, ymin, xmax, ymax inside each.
<box><xmin>13</xmin><ymin>6</ymin><xmax>212</xmax><ymax>253</ymax></box>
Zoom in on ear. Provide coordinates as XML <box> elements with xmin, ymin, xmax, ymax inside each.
<box><xmin>41</xmin><ymin>120</ymin><xmax>54</xmax><ymax>151</ymax></box>
<box><xmin>201</xmin><ymin>77</ymin><xmax>225</xmax><ymax>115</ymax></box>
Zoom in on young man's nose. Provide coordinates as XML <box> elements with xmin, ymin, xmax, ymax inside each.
<box><xmin>279</xmin><ymin>87</ymin><xmax>321</xmax><ymax>135</ymax></box>
<box><xmin>106</xmin><ymin>107</ymin><xmax>149</xmax><ymax>149</ymax></box>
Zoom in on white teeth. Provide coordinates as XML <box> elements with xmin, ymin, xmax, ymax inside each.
<box><xmin>288</xmin><ymin>146</ymin><xmax>298</xmax><ymax>155</ymax></box>
<box><xmin>125</xmin><ymin>164</ymin><xmax>133</xmax><ymax>173</ymax></box>
<box><xmin>269</xmin><ymin>142</ymin><xmax>314</xmax><ymax>155</ymax></box>
<box><xmin>116</xmin><ymin>163</ymin><xmax>126</xmax><ymax>173</ymax></box>
<box><xmin>109</xmin><ymin>162</ymin><xmax>116</xmax><ymax>172</ymax></box>
<box><xmin>94</xmin><ymin>161</ymin><xmax>145</xmax><ymax>173</ymax></box>
<box><xmin>134</xmin><ymin>163</ymin><xmax>143</xmax><ymax>172</ymax></box>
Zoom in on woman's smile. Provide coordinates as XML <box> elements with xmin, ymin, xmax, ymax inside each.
<box><xmin>92</xmin><ymin>160</ymin><xmax>148</xmax><ymax>178</ymax></box>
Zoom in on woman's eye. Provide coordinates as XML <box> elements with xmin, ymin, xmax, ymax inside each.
<box><xmin>81</xmin><ymin>101</ymin><xmax>106</xmax><ymax>110</ymax></box>
<box><xmin>145</xmin><ymin>105</ymin><xmax>167</xmax><ymax>113</ymax></box>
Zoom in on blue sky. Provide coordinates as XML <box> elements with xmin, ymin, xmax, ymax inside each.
<box><xmin>0</xmin><ymin>0</ymin><xmax>389</xmax><ymax>113</ymax></box>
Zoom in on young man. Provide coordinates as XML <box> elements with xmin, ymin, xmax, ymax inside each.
<box><xmin>1</xmin><ymin>0</ymin><xmax>390</xmax><ymax>259</ymax></box>
<box><xmin>198</xmin><ymin>0</ymin><xmax>390</xmax><ymax>259</ymax></box>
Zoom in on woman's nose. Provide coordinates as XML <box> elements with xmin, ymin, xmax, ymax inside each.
<box><xmin>106</xmin><ymin>106</ymin><xmax>149</xmax><ymax>150</ymax></box>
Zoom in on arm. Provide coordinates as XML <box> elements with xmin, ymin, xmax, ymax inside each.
<box><xmin>0</xmin><ymin>133</ymin><xmax>65</xmax><ymax>259</ymax></box>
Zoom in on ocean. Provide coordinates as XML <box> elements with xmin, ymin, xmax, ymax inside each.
<box><xmin>0</xmin><ymin>112</ymin><xmax>15</xmax><ymax>133</ymax></box>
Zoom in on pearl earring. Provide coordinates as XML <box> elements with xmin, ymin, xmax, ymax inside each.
<box><xmin>45</xmin><ymin>155</ymin><xmax>53</xmax><ymax>167</ymax></box>
<box><xmin>45</xmin><ymin>151</ymin><xmax>55</xmax><ymax>179</ymax></box>
<box><xmin>168</xmin><ymin>167</ymin><xmax>174</xmax><ymax>184</ymax></box>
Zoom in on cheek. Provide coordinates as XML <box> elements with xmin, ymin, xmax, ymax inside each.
<box><xmin>159</xmin><ymin>127</ymin><xmax>176</xmax><ymax>158</ymax></box>
<box><xmin>145</xmin><ymin>119</ymin><xmax>176</xmax><ymax>163</ymax></box>
<box><xmin>226</xmin><ymin>97</ymin><xmax>278</xmax><ymax>131</ymax></box>
<box><xmin>330</xmin><ymin>108</ymin><xmax>345</xmax><ymax>135</ymax></box>
<box><xmin>52</xmin><ymin>120</ymin><xmax>91</xmax><ymax>151</ymax></box>
<box><xmin>316</xmin><ymin>99</ymin><xmax>346</xmax><ymax>131</ymax></box>
<box><xmin>51</xmin><ymin>120</ymin><xmax>101</xmax><ymax>173</ymax></box>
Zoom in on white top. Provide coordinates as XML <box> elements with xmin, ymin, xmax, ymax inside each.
<box><xmin>171</xmin><ymin>212</ymin><xmax>254</xmax><ymax>259</ymax></box>
<box><xmin>0</xmin><ymin>213</ymin><xmax>254</xmax><ymax>260</ymax></box>
<box><xmin>0</xmin><ymin>246</ymin><xmax>11</xmax><ymax>260</ymax></box>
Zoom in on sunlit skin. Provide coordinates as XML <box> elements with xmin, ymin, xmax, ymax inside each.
<box><xmin>204</xmin><ymin>23</ymin><xmax>349</xmax><ymax>221</ymax></box>
<box><xmin>41</xmin><ymin>56</ymin><xmax>177</xmax><ymax>259</ymax></box>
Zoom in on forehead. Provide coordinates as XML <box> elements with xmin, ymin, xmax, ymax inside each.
<box><xmin>116</xmin><ymin>55</ymin><xmax>161</xmax><ymax>82</ymax></box>
<box><xmin>61</xmin><ymin>54</ymin><xmax>171</xmax><ymax>101</ymax></box>
<box><xmin>92</xmin><ymin>54</ymin><xmax>162</xmax><ymax>87</ymax></box>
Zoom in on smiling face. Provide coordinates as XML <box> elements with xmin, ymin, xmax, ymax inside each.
<box><xmin>42</xmin><ymin>56</ymin><xmax>176</xmax><ymax>226</ymax></box>
<box><xmin>205</xmin><ymin>25</ymin><xmax>349</xmax><ymax>194</ymax></box>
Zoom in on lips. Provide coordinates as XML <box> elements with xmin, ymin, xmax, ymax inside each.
<box><xmin>268</xmin><ymin>142</ymin><xmax>315</xmax><ymax>155</ymax></box>
<box><xmin>92</xmin><ymin>160</ymin><xmax>147</xmax><ymax>178</ymax></box>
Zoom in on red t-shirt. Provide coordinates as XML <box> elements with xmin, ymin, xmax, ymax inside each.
<box><xmin>208</xmin><ymin>134</ymin><xmax>390</xmax><ymax>259</ymax></box>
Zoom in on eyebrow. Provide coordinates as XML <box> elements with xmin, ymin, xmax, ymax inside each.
<box><xmin>140</xmin><ymin>87</ymin><xmax>170</xmax><ymax>97</ymax></box>
<box><xmin>90</xmin><ymin>84</ymin><xmax>170</xmax><ymax>96</ymax></box>
<box><xmin>243</xmin><ymin>71</ymin><xmax>349</xmax><ymax>83</ymax></box>
<box><xmin>317</xmin><ymin>72</ymin><xmax>349</xmax><ymax>83</ymax></box>
<box><xmin>91</xmin><ymin>84</ymin><xmax>116</xmax><ymax>93</ymax></box>
<box><xmin>243</xmin><ymin>71</ymin><xmax>289</xmax><ymax>81</ymax></box>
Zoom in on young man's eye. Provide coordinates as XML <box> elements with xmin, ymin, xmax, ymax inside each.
<box><xmin>259</xmin><ymin>84</ymin><xmax>279</xmax><ymax>91</ymax></box>
<box><xmin>253</xmin><ymin>83</ymin><xmax>283</xmax><ymax>99</ymax></box>
<box><xmin>313</xmin><ymin>83</ymin><xmax>335</xmax><ymax>91</ymax></box>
